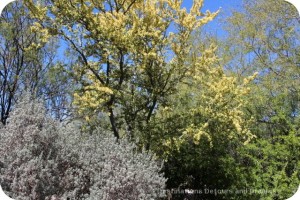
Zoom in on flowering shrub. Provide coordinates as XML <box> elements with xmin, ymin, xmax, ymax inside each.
<box><xmin>0</xmin><ymin>94</ymin><xmax>166</xmax><ymax>199</ymax></box>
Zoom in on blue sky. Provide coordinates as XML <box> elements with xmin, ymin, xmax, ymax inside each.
<box><xmin>183</xmin><ymin>0</ymin><xmax>241</xmax><ymax>12</ymax></box>
<box><xmin>182</xmin><ymin>0</ymin><xmax>242</xmax><ymax>37</ymax></box>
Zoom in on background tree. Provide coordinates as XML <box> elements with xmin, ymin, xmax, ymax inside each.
<box><xmin>219</xmin><ymin>0</ymin><xmax>300</xmax><ymax>199</ymax></box>
<box><xmin>0</xmin><ymin>1</ymin><xmax>37</xmax><ymax>124</ymax></box>
<box><xmin>0</xmin><ymin>1</ymin><xmax>73</xmax><ymax>124</ymax></box>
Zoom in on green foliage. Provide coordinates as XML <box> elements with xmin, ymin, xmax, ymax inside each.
<box><xmin>220</xmin><ymin>0</ymin><xmax>300</xmax><ymax>199</ymax></box>
<box><xmin>240</xmin><ymin>135</ymin><xmax>300</xmax><ymax>200</ymax></box>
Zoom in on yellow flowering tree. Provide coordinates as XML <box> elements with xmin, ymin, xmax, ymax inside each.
<box><xmin>147</xmin><ymin>42</ymin><xmax>257</xmax><ymax>195</ymax></box>
<box><xmin>149</xmin><ymin>41</ymin><xmax>257</xmax><ymax>156</ymax></box>
<box><xmin>24</xmin><ymin>0</ymin><xmax>218</xmax><ymax>140</ymax></box>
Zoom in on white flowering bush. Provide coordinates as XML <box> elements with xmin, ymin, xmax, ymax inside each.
<box><xmin>62</xmin><ymin>126</ymin><xmax>166</xmax><ymax>200</ymax></box>
<box><xmin>0</xmin><ymin>94</ymin><xmax>166</xmax><ymax>199</ymax></box>
<box><xmin>0</xmin><ymin>95</ymin><xmax>89</xmax><ymax>199</ymax></box>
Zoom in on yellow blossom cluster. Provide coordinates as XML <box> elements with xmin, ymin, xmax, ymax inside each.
<box><xmin>73</xmin><ymin>72</ymin><xmax>113</xmax><ymax>118</ymax></box>
<box><xmin>161</xmin><ymin>45</ymin><xmax>257</xmax><ymax>153</ymax></box>
<box><xmin>22</xmin><ymin>0</ymin><xmax>219</xmax><ymax>120</ymax></box>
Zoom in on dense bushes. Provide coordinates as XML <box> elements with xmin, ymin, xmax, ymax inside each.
<box><xmin>0</xmin><ymin>95</ymin><xmax>166</xmax><ymax>199</ymax></box>
<box><xmin>1</xmin><ymin>0</ymin><xmax>299</xmax><ymax>199</ymax></box>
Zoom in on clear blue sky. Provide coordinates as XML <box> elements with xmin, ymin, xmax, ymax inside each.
<box><xmin>183</xmin><ymin>0</ymin><xmax>241</xmax><ymax>12</ymax></box>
